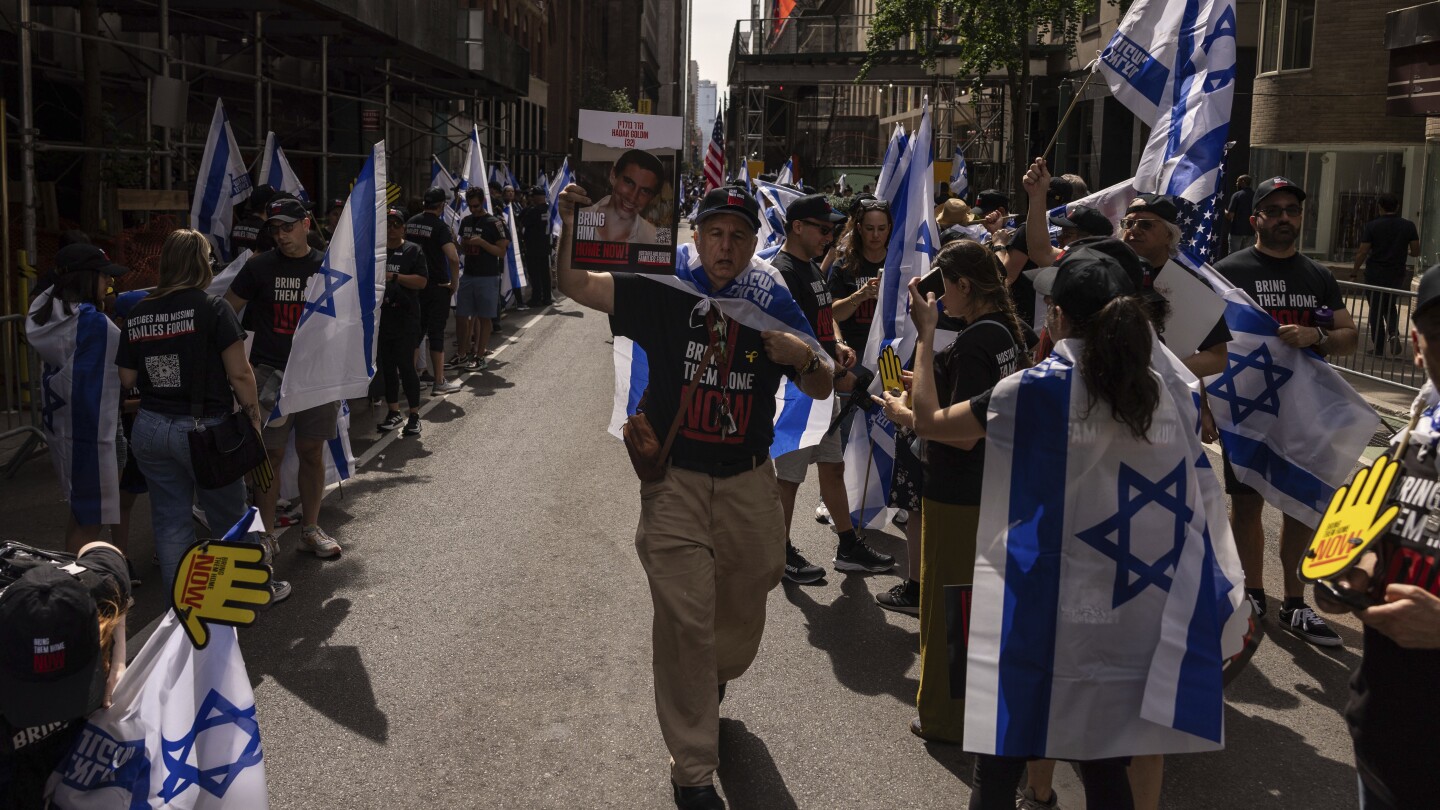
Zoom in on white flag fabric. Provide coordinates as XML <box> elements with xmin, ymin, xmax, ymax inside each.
<box><xmin>547</xmin><ymin>157</ymin><xmax>574</xmax><ymax>238</ymax></box>
<box><xmin>965</xmin><ymin>337</ymin><xmax>1248</xmax><ymax>760</ymax></box>
<box><xmin>430</xmin><ymin>155</ymin><xmax>462</xmax><ymax>236</ymax></box>
<box><xmin>206</xmin><ymin>250</ymin><xmax>252</xmax><ymax>299</ymax></box>
<box><xmin>459</xmin><ymin>126</ymin><xmax>494</xmax><ymax>214</ymax></box>
<box><xmin>949</xmin><ymin>147</ymin><xmax>969</xmax><ymax>201</ymax></box>
<box><xmin>257</xmin><ymin>132</ymin><xmax>307</xmax><ymax>203</ymax></box>
<box><xmin>45</xmin><ymin>614</ymin><xmax>268</xmax><ymax>808</ymax></box>
<box><xmin>275</xmin><ymin>142</ymin><xmax>387</xmax><ymax>416</ymax></box>
<box><xmin>25</xmin><ymin>299</ymin><xmax>122</xmax><ymax>526</ymax></box>
<box><xmin>837</xmin><ymin>174</ymin><xmax>847</xmax><ymax>194</ymax></box>
<box><xmin>874</xmin><ymin>124</ymin><xmax>910</xmax><ymax>205</ymax></box>
<box><xmin>776</xmin><ymin>158</ymin><xmax>795</xmax><ymax>187</ymax></box>
<box><xmin>190</xmin><ymin>99</ymin><xmax>252</xmax><ymax>262</ymax></box>
<box><xmin>754</xmin><ymin>179</ymin><xmax>800</xmax><ymax>252</ymax></box>
<box><xmin>500</xmin><ymin>202</ymin><xmax>529</xmax><ymax>303</ymax></box>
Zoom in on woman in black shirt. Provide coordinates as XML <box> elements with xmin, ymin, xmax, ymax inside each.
<box><xmin>377</xmin><ymin>208</ymin><xmax>430</xmax><ymax>436</ymax></box>
<box><xmin>116</xmin><ymin>230</ymin><xmax>270</xmax><ymax>595</ymax></box>
<box><xmin>829</xmin><ymin>198</ymin><xmax>893</xmax><ymax>358</ymax></box>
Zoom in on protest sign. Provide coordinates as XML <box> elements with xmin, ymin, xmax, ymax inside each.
<box><xmin>570</xmin><ymin>109</ymin><xmax>682</xmax><ymax>273</ymax></box>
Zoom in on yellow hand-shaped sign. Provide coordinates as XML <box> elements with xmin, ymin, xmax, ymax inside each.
<box><xmin>172</xmin><ymin>540</ymin><xmax>273</xmax><ymax>648</ymax></box>
<box><xmin>1300</xmin><ymin>454</ymin><xmax>1403</xmax><ymax>583</ymax></box>
<box><xmin>878</xmin><ymin>345</ymin><xmax>904</xmax><ymax>395</ymax></box>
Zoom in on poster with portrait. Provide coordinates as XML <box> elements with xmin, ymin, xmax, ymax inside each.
<box><xmin>571</xmin><ymin>109</ymin><xmax>682</xmax><ymax>273</ymax></box>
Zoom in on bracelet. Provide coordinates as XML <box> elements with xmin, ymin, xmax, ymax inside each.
<box><xmin>799</xmin><ymin>351</ymin><xmax>822</xmax><ymax>376</ymax></box>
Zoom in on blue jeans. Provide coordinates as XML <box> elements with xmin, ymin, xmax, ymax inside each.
<box><xmin>129</xmin><ymin>409</ymin><xmax>251</xmax><ymax>593</ymax></box>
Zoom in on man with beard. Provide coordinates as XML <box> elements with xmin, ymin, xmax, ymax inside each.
<box><xmin>1214</xmin><ymin>176</ymin><xmax>1359</xmax><ymax>647</ymax></box>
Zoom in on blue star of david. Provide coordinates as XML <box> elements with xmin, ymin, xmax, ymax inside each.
<box><xmin>297</xmin><ymin>261</ymin><xmax>353</xmax><ymax>328</ymax></box>
<box><xmin>40</xmin><ymin>364</ymin><xmax>64</xmax><ymax>434</ymax></box>
<box><xmin>1076</xmin><ymin>461</ymin><xmax>1194</xmax><ymax>608</ymax></box>
<box><xmin>159</xmin><ymin>689</ymin><xmax>263</xmax><ymax>800</ymax></box>
<box><xmin>915</xmin><ymin>221</ymin><xmax>936</xmax><ymax>258</ymax></box>
<box><xmin>1206</xmin><ymin>342</ymin><xmax>1293</xmax><ymax>425</ymax></box>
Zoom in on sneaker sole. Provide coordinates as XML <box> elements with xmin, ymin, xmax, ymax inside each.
<box><xmin>833</xmin><ymin>559</ymin><xmax>894</xmax><ymax>573</ymax></box>
<box><xmin>783</xmin><ymin>569</ymin><xmax>825</xmax><ymax>584</ymax></box>
<box><xmin>299</xmin><ymin>543</ymin><xmax>342</xmax><ymax>559</ymax></box>
<box><xmin>402</xmin><ymin>429</ymin><xmax>421</xmax><ymax>437</ymax></box>
<box><xmin>876</xmin><ymin>600</ymin><xmax>919</xmax><ymax>616</ymax></box>
<box><xmin>1284</xmin><ymin>624</ymin><xmax>1343</xmax><ymax>647</ymax></box>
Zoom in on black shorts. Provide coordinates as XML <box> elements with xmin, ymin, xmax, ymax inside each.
<box><xmin>1220</xmin><ymin>448</ymin><xmax>1258</xmax><ymax>496</ymax></box>
<box><xmin>418</xmin><ymin>286</ymin><xmax>450</xmax><ymax>348</ymax></box>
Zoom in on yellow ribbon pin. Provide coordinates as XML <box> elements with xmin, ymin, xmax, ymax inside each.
<box><xmin>172</xmin><ymin>540</ymin><xmax>273</xmax><ymax>648</ymax></box>
<box><xmin>1300</xmin><ymin>453</ymin><xmax>1403</xmax><ymax>583</ymax></box>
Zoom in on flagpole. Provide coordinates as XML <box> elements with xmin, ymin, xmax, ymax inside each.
<box><xmin>1040</xmin><ymin>71</ymin><xmax>1096</xmax><ymax>162</ymax></box>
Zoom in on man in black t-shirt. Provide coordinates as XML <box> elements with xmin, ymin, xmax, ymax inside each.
<box><xmin>1214</xmin><ymin>177</ymin><xmax>1359</xmax><ymax>649</ymax></box>
<box><xmin>378</xmin><ymin>207</ymin><xmax>430</xmax><ymax>435</ymax></box>
<box><xmin>557</xmin><ymin>183</ymin><xmax>832</xmax><ymax>810</ymax></box>
<box><xmin>226</xmin><ymin>195</ymin><xmax>344</xmax><ymax>560</ymax></box>
<box><xmin>519</xmin><ymin>186</ymin><xmax>553</xmax><ymax>308</ymax></box>
<box><xmin>407</xmin><ymin>187</ymin><xmax>464</xmax><ymax>395</ymax></box>
<box><xmin>771</xmin><ymin>194</ymin><xmax>893</xmax><ymax>583</ymax></box>
<box><xmin>455</xmin><ymin>188</ymin><xmax>508</xmax><ymax>371</ymax></box>
<box><xmin>1353</xmin><ymin>192</ymin><xmax>1421</xmax><ymax>356</ymax></box>
<box><xmin>1225</xmin><ymin>175</ymin><xmax>1255</xmax><ymax>254</ymax></box>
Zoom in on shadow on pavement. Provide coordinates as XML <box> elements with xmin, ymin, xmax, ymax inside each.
<box><xmin>782</xmin><ymin>574</ymin><xmax>919</xmax><ymax>705</ymax></box>
<box><xmin>717</xmin><ymin>718</ymin><xmax>797</xmax><ymax>810</ymax></box>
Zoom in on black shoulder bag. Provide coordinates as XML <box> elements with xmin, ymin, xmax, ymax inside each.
<box><xmin>184</xmin><ymin>293</ymin><xmax>272</xmax><ymax>490</ymax></box>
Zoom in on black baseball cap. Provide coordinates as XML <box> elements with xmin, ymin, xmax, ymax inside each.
<box><xmin>327</xmin><ymin>198</ymin><xmax>346</xmax><ymax>214</ymax></box>
<box><xmin>1048</xmin><ymin>176</ymin><xmax>1075</xmax><ymax>208</ymax></box>
<box><xmin>1126</xmin><ymin>194</ymin><xmax>1180</xmax><ymax>224</ymax></box>
<box><xmin>55</xmin><ymin>243</ymin><xmax>128</xmax><ymax>277</ymax></box>
<box><xmin>386</xmin><ymin>207</ymin><xmax>407</xmax><ymax>225</ymax></box>
<box><xmin>528</xmin><ymin>186</ymin><xmax>546</xmax><ymax>197</ymax></box>
<box><xmin>785</xmin><ymin>193</ymin><xmax>847</xmax><ymax>227</ymax></box>
<box><xmin>1254</xmin><ymin>176</ymin><xmax>1307</xmax><ymax>206</ymax></box>
<box><xmin>1416</xmin><ymin>265</ymin><xmax>1440</xmax><ymax>319</ymax></box>
<box><xmin>1029</xmin><ymin>244</ymin><xmax>1136</xmax><ymax>322</ymax></box>
<box><xmin>423</xmin><ymin>186</ymin><xmax>450</xmax><ymax>207</ymax></box>
<box><xmin>693</xmin><ymin>186</ymin><xmax>761</xmax><ymax>232</ymax></box>
<box><xmin>266</xmin><ymin>196</ymin><xmax>309</xmax><ymax>223</ymax></box>
<box><xmin>0</xmin><ymin>565</ymin><xmax>106</xmax><ymax>727</ymax></box>
<box><xmin>1050</xmin><ymin>205</ymin><xmax>1114</xmax><ymax>238</ymax></box>
<box><xmin>974</xmin><ymin>189</ymin><xmax>1009</xmax><ymax>215</ymax></box>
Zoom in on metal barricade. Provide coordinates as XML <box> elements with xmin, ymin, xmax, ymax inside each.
<box><xmin>0</xmin><ymin>313</ymin><xmax>45</xmax><ymax>478</ymax></box>
<box><xmin>1329</xmin><ymin>280</ymin><xmax>1425</xmax><ymax>391</ymax></box>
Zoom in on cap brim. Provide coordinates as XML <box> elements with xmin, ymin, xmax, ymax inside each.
<box><xmin>1026</xmin><ymin>265</ymin><xmax>1060</xmax><ymax>297</ymax></box>
<box><xmin>266</xmin><ymin>215</ymin><xmax>301</xmax><ymax>224</ymax></box>
<box><xmin>825</xmin><ymin>210</ymin><xmax>847</xmax><ymax>223</ymax></box>
<box><xmin>100</xmin><ymin>261</ymin><xmax>130</xmax><ymax>277</ymax></box>
<box><xmin>0</xmin><ymin>653</ymin><xmax>106</xmax><ymax>728</ymax></box>
<box><xmin>694</xmin><ymin>207</ymin><xmax>760</xmax><ymax>232</ymax></box>
<box><xmin>1049</xmin><ymin>215</ymin><xmax>1076</xmax><ymax>228</ymax></box>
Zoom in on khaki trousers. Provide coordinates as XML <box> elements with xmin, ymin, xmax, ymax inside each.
<box><xmin>915</xmin><ymin>498</ymin><xmax>981</xmax><ymax>743</ymax></box>
<box><xmin>635</xmin><ymin>461</ymin><xmax>786</xmax><ymax>787</ymax></box>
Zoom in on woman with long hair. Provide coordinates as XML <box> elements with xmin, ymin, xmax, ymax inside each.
<box><xmin>829</xmin><ymin>197</ymin><xmax>893</xmax><ymax>360</ymax></box>
<box><xmin>877</xmin><ymin>240</ymin><xmax>1030</xmax><ymax>743</ymax></box>
<box><xmin>115</xmin><ymin>230</ymin><xmax>283</xmax><ymax>599</ymax></box>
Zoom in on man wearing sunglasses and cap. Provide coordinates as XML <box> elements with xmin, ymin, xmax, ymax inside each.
<box><xmin>557</xmin><ymin>182</ymin><xmax>832</xmax><ymax>810</ymax></box>
<box><xmin>1214</xmin><ymin>176</ymin><xmax>1359</xmax><ymax>648</ymax></box>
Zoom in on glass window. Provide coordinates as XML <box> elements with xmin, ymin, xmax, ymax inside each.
<box><xmin>1260</xmin><ymin>0</ymin><xmax>1281</xmax><ymax>74</ymax></box>
<box><xmin>1259</xmin><ymin>0</ymin><xmax>1315</xmax><ymax>74</ymax></box>
<box><xmin>1082</xmin><ymin>0</ymin><xmax>1101</xmax><ymax>30</ymax></box>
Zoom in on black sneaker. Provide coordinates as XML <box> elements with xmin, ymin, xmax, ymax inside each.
<box><xmin>376</xmin><ymin>412</ymin><xmax>404</xmax><ymax>433</ymax></box>
<box><xmin>402</xmin><ymin>413</ymin><xmax>422</xmax><ymax>436</ymax></box>
<box><xmin>783</xmin><ymin>542</ymin><xmax>825</xmax><ymax>584</ymax></box>
<box><xmin>834</xmin><ymin>539</ymin><xmax>895</xmax><ymax>573</ymax></box>
<box><xmin>876</xmin><ymin>579</ymin><xmax>920</xmax><ymax>615</ymax></box>
<box><xmin>1279</xmin><ymin>603</ymin><xmax>1342</xmax><ymax>647</ymax></box>
<box><xmin>672</xmin><ymin>781</ymin><xmax>725</xmax><ymax>810</ymax></box>
<box><xmin>444</xmin><ymin>355</ymin><xmax>467</xmax><ymax>369</ymax></box>
<box><xmin>1246</xmin><ymin>591</ymin><xmax>1267</xmax><ymax>620</ymax></box>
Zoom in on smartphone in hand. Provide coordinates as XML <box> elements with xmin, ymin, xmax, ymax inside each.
<box><xmin>916</xmin><ymin>268</ymin><xmax>945</xmax><ymax>301</ymax></box>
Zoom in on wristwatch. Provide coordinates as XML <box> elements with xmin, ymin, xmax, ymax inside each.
<box><xmin>1315</xmin><ymin>327</ymin><xmax>1330</xmax><ymax>350</ymax></box>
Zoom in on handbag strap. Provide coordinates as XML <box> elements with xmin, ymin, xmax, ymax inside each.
<box><xmin>188</xmin><ymin>292</ymin><xmax>217</xmax><ymax>419</ymax></box>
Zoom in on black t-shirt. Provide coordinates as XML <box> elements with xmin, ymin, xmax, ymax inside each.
<box><xmin>1</xmin><ymin>546</ymin><xmax>130</xmax><ymax>804</ymax></box>
<box><xmin>1227</xmin><ymin>188</ymin><xmax>1255</xmax><ymax>235</ymax></box>
<box><xmin>383</xmin><ymin>241</ymin><xmax>427</xmax><ymax>318</ymax></box>
<box><xmin>830</xmin><ymin>254</ymin><xmax>884</xmax><ymax>355</ymax></box>
<box><xmin>228</xmin><ymin>247</ymin><xmax>324</xmax><ymax>370</ymax></box>
<box><xmin>609</xmin><ymin>273</ymin><xmax>794</xmax><ymax>466</ymax></box>
<box><xmin>771</xmin><ymin>251</ymin><xmax>839</xmax><ymax>361</ymax></box>
<box><xmin>923</xmin><ymin>314</ymin><xmax>1022</xmax><ymax>505</ymax></box>
<box><xmin>230</xmin><ymin>214</ymin><xmax>274</xmax><ymax>255</ymax></box>
<box><xmin>1345</xmin><ymin>438</ymin><xmax>1440</xmax><ymax>807</ymax></box>
<box><xmin>458</xmin><ymin>213</ymin><xmax>506</xmax><ymax>278</ymax></box>
<box><xmin>1215</xmin><ymin>247</ymin><xmax>1343</xmax><ymax>328</ymax></box>
<box><xmin>115</xmin><ymin>290</ymin><xmax>246</xmax><ymax>417</ymax></box>
<box><xmin>1359</xmin><ymin>214</ymin><xmax>1419</xmax><ymax>282</ymax></box>
<box><xmin>518</xmin><ymin>203</ymin><xmax>550</xmax><ymax>255</ymax></box>
<box><xmin>405</xmin><ymin>211</ymin><xmax>456</xmax><ymax>284</ymax></box>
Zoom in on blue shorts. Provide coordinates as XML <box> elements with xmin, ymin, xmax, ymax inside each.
<box><xmin>456</xmin><ymin>275</ymin><xmax>502</xmax><ymax>319</ymax></box>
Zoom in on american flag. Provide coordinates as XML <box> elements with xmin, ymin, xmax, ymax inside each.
<box><xmin>703</xmin><ymin>111</ymin><xmax>725</xmax><ymax>193</ymax></box>
<box><xmin>1175</xmin><ymin>193</ymin><xmax>1221</xmax><ymax>266</ymax></box>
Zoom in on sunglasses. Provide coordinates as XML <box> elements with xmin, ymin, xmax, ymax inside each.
<box><xmin>267</xmin><ymin>221</ymin><xmax>300</xmax><ymax>234</ymax></box>
<box><xmin>1257</xmin><ymin>205</ymin><xmax>1303</xmax><ymax>219</ymax></box>
<box><xmin>858</xmin><ymin>199</ymin><xmax>890</xmax><ymax>212</ymax></box>
<box><xmin>1119</xmin><ymin>218</ymin><xmax>1160</xmax><ymax>232</ymax></box>
<box><xmin>803</xmin><ymin>220</ymin><xmax>836</xmax><ymax>236</ymax></box>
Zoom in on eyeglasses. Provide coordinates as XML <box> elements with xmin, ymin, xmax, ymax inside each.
<box><xmin>267</xmin><ymin>221</ymin><xmax>299</xmax><ymax>234</ymax></box>
<box><xmin>1119</xmin><ymin>218</ymin><xmax>1160</xmax><ymax>232</ymax></box>
<box><xmin>803</xmin><ymin>220</ymin><xmax>836</xmax><ymax>236</ymax></box>
<box><xmin>1256</xmin><ymin>205</ymin><xmax>1303</xmax><ymax>219</ymax></box>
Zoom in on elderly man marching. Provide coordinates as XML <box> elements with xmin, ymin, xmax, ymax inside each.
<box><xmin>556</xmin><ymin>183</ymin><xmax>833</xmax><ymax>810</ymax></box>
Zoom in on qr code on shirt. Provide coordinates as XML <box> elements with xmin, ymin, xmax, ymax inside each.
<box><xmin>145</xmin><ymin>354</ymin><xmax>182</xmax><ymax>389</ymax></box>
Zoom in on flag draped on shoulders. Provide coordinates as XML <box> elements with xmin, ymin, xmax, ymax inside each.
<box><xmin>608</xmin><ymin>244</ymin><xmax>830</xmax><ymax>457</ymax></box>
<box><xmin>965</xmin><ymin>338</ymin><xmax>1248</xmax><ymax>760</ymax></box>
<box><xmin>46</xmin><ymin>613</ymin><xmax>268</xmax><ymax>809</ymax></box>
<box><xmin>275</xmin><ymin>142</ymin><xmax>386</xmax><ymax>416</ymax></box>
<box><xmin>190</xmin><ymin>99</ymin><xmax>252</xmax><ymax>262</ymax></box>
<box><xmin>258</xmin><ymin>132</ymin><xmax>307</xmax><ymax>203</ymax></box>
<box><xmin>26</xmin><ymin>299</ymin><xmax>122</xmax><ymax>526</ymax></box>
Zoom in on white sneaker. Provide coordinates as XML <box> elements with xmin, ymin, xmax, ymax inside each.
<box><xmin>432</xmin><ymin>380</ymin><xmax>462</xmax><ymax>395</ymax></box>
<box><xmin>299</xmin><ymin>526</ymin><xmax>342</xmax><ymax>558</ymax></box>
<box><xmin>815</xmin><ymin>504</ymin><xmax>832</xmax><ymax>525</ymax></box>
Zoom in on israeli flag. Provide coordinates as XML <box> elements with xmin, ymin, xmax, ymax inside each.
<box><xmin>608</xmin><ymin>244</ymin><xmax>831</xmax><ymax>455</ymax></box>
<box><xmin>845</xmin><ymin>99</ymin><xmax>936</xmax><ymax>528</ymax></box>
<box><xmin>190</xmin><ymin>99</ymin><xmax>252</xmax><ymax>262</ymax></box>
<box><xmin>430</xmin><ymin>155</ymin><xmax>462</xmax><ymax>235</ymax></box>
<box><xmin>548</xmin><ymin>157</ymin><xmax>574</xmax><ymax>238</ymax></box>
<box><xmin>500</xmin><ymin>202</ymin><xmax>529</xmax><ymax>303</ymax></box>
<box><xmin>46</xmin><ymin>614</ymin><xmax>268</xmax><ymax>808</ymax></box>
<box><xmin>965</xmin><ymin>338</ymin><xmax>1248</xmax><ymax>760</ymax></box>
<box><xmin>754</xmin><ymin>179</ymin><xmax>801</xmax><ymax>251</ymax></box>
<box><xmin>874</xmin><ymin>124</ymin><xmax>910</xmax><ymax>204</ymax></box>
<box><xmin>276</xmin><ymin>142</ymin><xmax>387</xmax><ymax>416</ymax></box>
<box><xmin>949</xmin><ymin>147</ymin><xmax>969</xmax><ymax>201</ymax></box>
<box><xmin>505</xmin><ymin>163</ymin><xmax>521</xmax><ymax>191</ymax></box>
<box><xmin>257</xmin><ymin>131</ymin><xmax>307</xmax><ymax>203</ymax></box>
<box><xmin>459</xmin><ymin>126</ymin><xmax>494</xmax><ymax>214</ymax></box>
<box><xmin>776</xmin><ymin>157</ymin><xmax>795</xmax><ymax>187</ymax></box>
<box><xmin>25</xmin><ymin>300</ymin><xmax>122</xmax><ymax>527</ymax></box>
